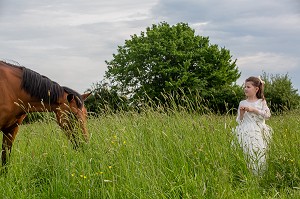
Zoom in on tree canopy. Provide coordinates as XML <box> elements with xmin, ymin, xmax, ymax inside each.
<box><xmin>263</xmin><ymin>73</ymin><xmax>300</xmax><ymax>112</ymax></box>
<box><xmin>105</xmin><ymin>22</ymin><xmax>240</xmax><ymax>103</ymax></box>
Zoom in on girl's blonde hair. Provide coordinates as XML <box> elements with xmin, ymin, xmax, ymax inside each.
<box><xmin>245</xmin><ymin>76</ymin><xmax>265</xmax><ymax>100</ymax></box>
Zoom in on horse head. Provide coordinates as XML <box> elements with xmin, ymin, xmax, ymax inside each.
<box><xmin>55</xmin><ymin>88</ymin><xmax>91</xmax><ymax>148</ymax></box>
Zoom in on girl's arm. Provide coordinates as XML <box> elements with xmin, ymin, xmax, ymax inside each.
<box><xmin>258</xmin><ymin>100</ymin><xmax>271</xmax><ymax>119</ymax></box>
<box><xmin>246</xmin><ymin>100</ymin><xmax>271</xmax><ymax>119</ymax></box>
<box><xmin>237</xmin><ymin>102</ymin><xmax>245</xmax><ymax>122</ymax></box>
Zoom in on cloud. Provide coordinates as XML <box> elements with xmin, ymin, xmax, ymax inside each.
<box><xmin>236</xmin><ymin>52</ymin><xmax>300</xmax><ymax>89</ymax></box>
<box><xmin>150</xmin><ymin>0</ymin><xmax>299</xmax><ymax>89</ymax></box>
<box><xmin>0</xmin><ymin>0</ymin><xmax>299</xmax><ymax>92</ymax></box>
<box><xmin>0</xmin><ymin>0</ymin><xmax>159</xmax><ymax>92</ymax></box>
<box><xmin>237</xmin><ymin>52</ymin><xmax>298</xmax><ymax>73</ymax></box>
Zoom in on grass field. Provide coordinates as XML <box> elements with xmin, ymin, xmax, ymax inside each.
<box><xmin>0</xmin><ymin>109</ymin><xmax>300</xmax><ymax>198</ymax></box>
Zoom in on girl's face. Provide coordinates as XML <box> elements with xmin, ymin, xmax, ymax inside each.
<box><xmin>244</xmin><ymin>81</ymin><xmax>259</xmax><ymax>98</ymax></box>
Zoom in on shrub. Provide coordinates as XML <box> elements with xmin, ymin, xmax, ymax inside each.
<box><xmin>262</xmin><ymin>73</ymin><xmax>300</xmax><ymax>113</ymax></box>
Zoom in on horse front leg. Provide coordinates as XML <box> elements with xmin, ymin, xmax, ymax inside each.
<box><xmin>2</xmin><ymin>125</ymin><xmax>19</xmax><ymax>166</ymax></box>
<box><xmin>1</xmin><ymin>115</ymin><xmax>26</xmax><ymax>166</ymax></box>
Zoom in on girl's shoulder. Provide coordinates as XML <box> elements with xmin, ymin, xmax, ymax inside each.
<box><xmin>239</xmin><ymin>99</ymin><xmax>247</xmax><ymax>103</ymax></box>
<box><xmin>254</xmin><ymin>99</ymin><xmax>268</xmax><ymax>108</ymax></box>
<box><xmin>239</xmin><ymin>100</ymin><xmax>248</xmax><ymax>105</ymax></box>
<box><xmin>239</xmin><ymin>99</ymin><xmax>267</xmax><ymax>106</ymax></box>
<box><xmin>257</xmin><ymin>98</ymin><xmax>267</xmax><ymax>105</ymax></box>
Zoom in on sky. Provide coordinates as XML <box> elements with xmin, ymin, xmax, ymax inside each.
<box><xmin>0</xmin><ymin>0</ymin><xmax>299</xmax><ymax>94</ymax></box>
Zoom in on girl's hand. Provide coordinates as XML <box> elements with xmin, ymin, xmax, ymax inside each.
<box><xmin>239</xmin><ymin>106</ymin><xmax>244</xmax><ymax>112</ymax></box>
<box><xmin>240</xmin><ymin>106</ymin><xmax>247</xmax><ymax>112</ymax></box>
<box><xmin>239</xmin><ymin>106</ymin><xmax>246</xmax><ymax>120</ymax></box>
<box><xmin>241</xmin><ymin>106</ymin><xmax>258</xmax><ymax>114</ymax></box>
<box><xmin>240</xmin><ymin>106</ymin><xmax>252</xmax><ymax>112</ymax></box>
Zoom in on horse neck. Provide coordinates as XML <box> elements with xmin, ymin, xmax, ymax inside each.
<box><xmin>28</xmin><ymin>101</ymin><xmax>59</xmax><ymax>113</ymax></box>
<box><xmin>18</xmin><ymin>95</ymin><xmax>60</xmax><ymax>113</ymax></box>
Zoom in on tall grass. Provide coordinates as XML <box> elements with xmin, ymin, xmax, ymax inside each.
<box><xmin>0</xmin><ymin>108</ymin><xmax>300</xmax><ymax>198</ymax></box>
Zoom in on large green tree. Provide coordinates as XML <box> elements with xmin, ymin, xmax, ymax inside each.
<box><xmin>263</xmin><ymin>73</ymin><xmax>300</xmax><ymax>112</ymax></box>
<box><xmin>105</xmin><ymin>22</ymin><xmax>240</xmax><ymax>103</ymax></box>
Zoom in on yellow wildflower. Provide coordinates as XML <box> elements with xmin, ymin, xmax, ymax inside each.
<box><xmin>80</xmin><ymin>174</ymin><xmax>87</xmax><ymax>179</ymax></box>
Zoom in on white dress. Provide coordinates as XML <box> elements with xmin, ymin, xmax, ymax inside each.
<box><xmin>234</xmin><ymin>99</ymin><xmax>272</xmax><ymax>174</ymax></box>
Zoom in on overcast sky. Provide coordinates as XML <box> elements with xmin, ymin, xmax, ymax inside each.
<box><xmin>1</xmin><ymin>0</ymin><xmax>299</xmax><ymax>93</ymax></box>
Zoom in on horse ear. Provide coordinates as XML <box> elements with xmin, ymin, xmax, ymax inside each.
<box><xmin>67</xmin><ymin>94</ymin><xmax>75</xmax><ymax>103</ymax></box>
<box><xmin>81</xmin><ymin>92</ymin><xmax>92</xmax><ymax>101</ymax></box>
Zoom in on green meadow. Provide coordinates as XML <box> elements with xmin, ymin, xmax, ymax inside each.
<box><xmin>0</xmin><ymin>109</ymin><xmax>300</xmax><ymax>198</ymax></box>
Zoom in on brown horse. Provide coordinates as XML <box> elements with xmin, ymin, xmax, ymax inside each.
<box><xmin>0</xmin><ymin>61</ymin><xmax>91</xmax><ymax>166</ymax></box>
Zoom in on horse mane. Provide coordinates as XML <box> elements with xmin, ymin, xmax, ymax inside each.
<box><xmin>0</xmin><ymin>60</ymin><xmax>22</xmax><ymax>69</ymax></box>
<box><xmin>20</xmin><ymin>66</ymin><xmax>83</xmax><ymax>108</ymax></box>
<box><xmin>21</xmin><ymin>67</ymin><xmax>64</xmax><ymax>103</ymax></box>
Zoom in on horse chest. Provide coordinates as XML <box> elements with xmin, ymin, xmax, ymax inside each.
<box><xmin>0</xmin><ymin>82</ymin><xmax>20</xmax><ymax>127</ymax></box>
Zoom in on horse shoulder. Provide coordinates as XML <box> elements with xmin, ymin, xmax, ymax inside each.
<box><xmin>0</xmin><ymin>65</ymin><xmax>25</xmax><ymax>129</ymax></box>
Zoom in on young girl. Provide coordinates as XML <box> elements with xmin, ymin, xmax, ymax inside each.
<box><xmin>234</xmin><ymin>76</ymin><xmax>272</xmax><ymax>175</ymax></box>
